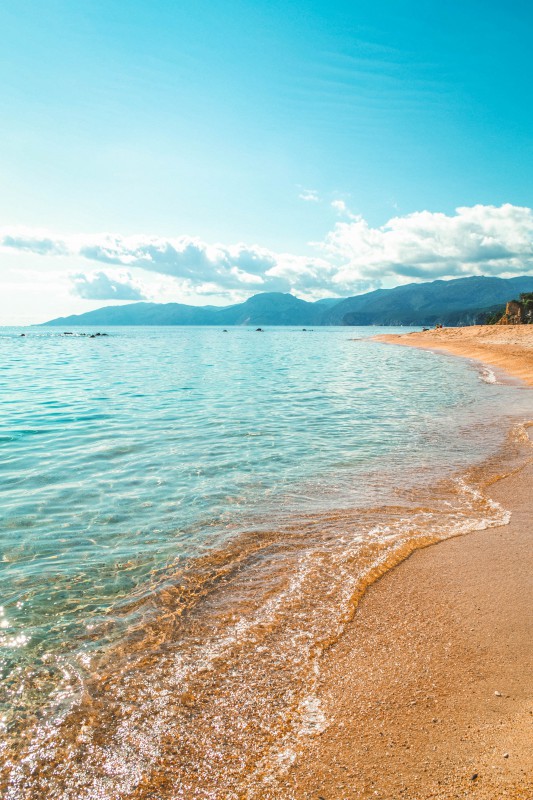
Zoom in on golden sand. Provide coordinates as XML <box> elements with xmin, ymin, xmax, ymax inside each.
<box><xmin>290</xmin><ymin>461</ymin><xmax>533</xmax><ymax>799</ymax></box>
<box><xmin>4</xmin><ymin>327</ymin><xmax>532</xmax><ymax>800</ymax></box>
<box><xmin>287</xmin><ymin>327</ymin><xmax>533</xmax><ymax>799</ymax></box>
<box><xmin>374</xmin><ymin>324</ymin><xmax>533</xmax><ymax>386</ymax></box>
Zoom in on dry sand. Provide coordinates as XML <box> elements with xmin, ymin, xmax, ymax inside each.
<box><xmin>288</xmin><ymin>327</ymin><xmax>533</xmax><ymax>800</ymax></box>
<box><xmin>374</xmin><ymin>325</ymin><xmax>533</xmax><ymax>387</ymax></box>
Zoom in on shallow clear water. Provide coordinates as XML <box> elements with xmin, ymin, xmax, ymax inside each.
<box><xmin>1</xmin><ymin>325</ymin><xmax>532</xmax><ymax>798</ymax></box>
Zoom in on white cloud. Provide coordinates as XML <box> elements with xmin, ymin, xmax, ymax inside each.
<box><xmin>1</xmin><ymin>204</ymin><xmax>532</xmax><ymax>306</ymax></box>
<box><xmin>0</xmin><ymin>228</ymin><xmax>336</xmax><ymax>297</ymax></box>
<box><xmin>76</xmin><ymin>234</ymin><xmax>333</xmax><ymax>294</ymax></box>
<box><xmin>331</xmin><ymin>199</ymin><xmax>348</xmax><ymax>214</ymax></box>
<box><xmin>320</xmin><ymin>203</ymin><xmax>533</xmax><ymax>285</ymax></box>
<box><xmin>1</xmin><ymin>231</ymin><xmax>67</xmax><ymax>256</ymax></box>
<box><xmin>331</xmin><ymin>199</ymin><xmax>358</xmax><ymax>219</ymax></box>
<box><xmin>298</xmin><ymin>189</ymin><xmax>320</xmax><ymax>202</ymax></box>
<box><xmin>71</xmin><ymin>271</ymin><xmax>149</xmax><ymax>300</ymax></box>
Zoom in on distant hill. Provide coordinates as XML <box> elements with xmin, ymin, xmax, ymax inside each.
<box><xmin>44</xmin><ymin>292</ymin><xmax>326</xmax><ymax>327</ymax></box>
<box><xmin>211</xmin><ymin>292</ymin><xmax>325</xmax><ymax>325</ymax></box>
<box><xmin>43</xmin><ymin>276</ymin><xmax>533</xmax><ymax>327</ymax></box>
<box><xmin>321</xmin><ymin>276</ymin><xmax>533</xmax><ymax>326</ymax></box>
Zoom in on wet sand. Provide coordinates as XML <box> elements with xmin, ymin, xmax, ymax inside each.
<box><xmin>3</xmin><ymin>327</ymin><xmax>532</xmax><ymax>799</ymax></box>
<box><xmin>374</xmin><ymin>324</ymin><xmax>533</xmax><ymax>386</ymax></box>
<box><xmin>289</xmin><ymin>328</ymin><xmax>533</xmax><ymax>800</ymax></box>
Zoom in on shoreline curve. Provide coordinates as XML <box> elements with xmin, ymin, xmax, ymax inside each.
<box><xmin>288</xmin><ymin>326</ymin><xmax>533</xmax><ymax>799</ymax></box>
<box><xmin>373</xmin><ymin>324</ymin><xmax>533</xmax><ymax>387</ymax></box>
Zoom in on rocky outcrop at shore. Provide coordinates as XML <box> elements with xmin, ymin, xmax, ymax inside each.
<box><xmin>498</xmin><ymin>293</ymin><xmax>533</xmax><ymax>324</ymax></box>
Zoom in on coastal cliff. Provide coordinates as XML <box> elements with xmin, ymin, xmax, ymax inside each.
<box><xmin>498</xmin><ymin>293</ymin><xmax>533</xmax><ymax>324</ymax></box>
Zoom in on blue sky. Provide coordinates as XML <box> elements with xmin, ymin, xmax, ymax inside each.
<box><xmin>0</xmin><ymin>0</ymin><xmax>532</xmax><ymax>322</ymax></box>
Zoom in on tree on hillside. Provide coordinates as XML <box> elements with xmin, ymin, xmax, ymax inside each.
<box><xmin>519</xmin><ymin>292</ymin><xmax>533</xmax><ymax>323</ymax></box>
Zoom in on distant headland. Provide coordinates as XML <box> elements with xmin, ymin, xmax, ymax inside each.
<box><xmin>43</xmin><ymin>275</ymin><xmax>533</xmax><ymax>328</ymax></box>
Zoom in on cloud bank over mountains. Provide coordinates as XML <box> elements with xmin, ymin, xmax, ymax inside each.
<box><xmin>322</xmin><ymin>203</ymin><xmax>533</xmax><ymax>283</ymax></box>
<box><xmin>1</xmin><ymin>204</ymin><xmax>532</xmax><ymax>305</ymax></box>
<box><xmin>71</xmin><ymin>271</ymin><xmax>148</xmax><ymax>301</ymax></box>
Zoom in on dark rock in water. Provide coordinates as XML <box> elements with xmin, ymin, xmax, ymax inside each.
<box><xmin>255</xmin><ymin>328</ymin><xmax>263</xmax><ymax>332</ymax></box>
<box><xmin>222</xmin><ymin>329</ymin><xmax>228</xmax><ymax>332</ymax></box>
<box><xmin>89</xmin><ymin>334</ymin><xmax>96</xmax><ymax>338</ymax></box>
<box><xmin>20</xmin><ymin>333</ymin><xmax>25</xmax><ymax>337</ymax></box>
<box><xmin>302</xmin><ymin>328</ymin><xmax>307</xmax><ymax>331</ymax></box>
<box><xmin>63</xmin><ymin>332</ymin><xmax>73</xmax><ymax>335</ymax></box>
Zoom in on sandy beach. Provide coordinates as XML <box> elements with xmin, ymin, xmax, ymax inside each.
<box><xmin>289</xmin><ymin>327</ymin><xmax>533</xmax><ymax>799</ymax></box>
<box><xmin>374</xmin><ymin>325</ymin><xmax>533</xmax><ymax>387</ymax></box>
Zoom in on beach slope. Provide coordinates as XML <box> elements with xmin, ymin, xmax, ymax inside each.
<box><xmin>289</xmin><ymin>327</ymin><xmax>533</xmax><ymax>799</ymax></box>
<box><xmin>291</xmin><ymin>461</ymin><xmax>533</xmax><ymax>799</ymax></box>
<box><xmin>374</xmin><ymin>325</ymin><xmax>533</xmax><ymax>386</ymax></box>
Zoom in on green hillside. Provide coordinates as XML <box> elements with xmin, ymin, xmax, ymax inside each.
<box><xmin>43</xmin><ymin>276</ymin><xmax>533</xmax><ymax>327</ymax></box>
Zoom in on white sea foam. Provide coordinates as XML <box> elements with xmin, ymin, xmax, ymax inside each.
<box><xmin>298</xmin><ymin>695</ymin><xmax>327</xmax><ymax>735</ymax></box>
<box><xmin>479</xmin><ymin>366</ymin><xmax>499</xmax><ymax>384</ymax></box>
<box><xmin>3</xmin><ymin>328</ymin><xmax>533</xmax><ymax>800</ymax></box>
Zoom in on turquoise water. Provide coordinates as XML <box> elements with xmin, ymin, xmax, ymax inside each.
<box><xmin>1</xmin><ymin>325</ymin><xmax>532</xmax><ymax>798</ymax></box>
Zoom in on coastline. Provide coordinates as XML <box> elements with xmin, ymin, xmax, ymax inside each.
<box><xmin>288</xmin><ymin>327</ymin><xmax>533</xmax><ymax>799</ymax></box>
<box><xmin>290</xmin><ymin>460</ymin><xmax>533</xmax><ymax>799</ymax></box>
<box><xmin>373</xmin><ymin>324</ymin><xmax>533</xmax><ymax>386</ymax></box>
<box><xmin>3</xmin><ymin>327</ymin><xmax>533</xmax><ymax>799</ymax></box>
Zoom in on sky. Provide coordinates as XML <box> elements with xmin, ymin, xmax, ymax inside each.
<box><xmin>0</xmin><ymin>0</ymin><xmax>532</xmax><ymax>323</ymax></box>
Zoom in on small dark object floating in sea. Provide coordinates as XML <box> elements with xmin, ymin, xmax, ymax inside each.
<box><xmin>255</xmin><ymin>328</ymin><xmax>263</xmax><ymax>332</ymax></box>
<box><xmin>60</xmin><ymin>331</ymin><xmax>108</xmax><ymax>337</ymax></box>
<box><xmin>222</xmin><ymin>329</ymin><xmax>228</xmax><ymax>332</ymax></box>
<box><xmin>20</xmin><ymin>333</ymin><xmax>25</xmax><ymax>337</ymax></box>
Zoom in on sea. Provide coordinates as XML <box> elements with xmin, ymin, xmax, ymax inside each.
<box><xmin>1</xmin><ymin>325</ymin><xmax>532</xmax><ymax>799</ymax></box>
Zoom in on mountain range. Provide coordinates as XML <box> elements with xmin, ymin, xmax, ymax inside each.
<box><xmin>43</xmin><ymin>275</ymin><xmax>533</xmax><ymax>327</ymax></box>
